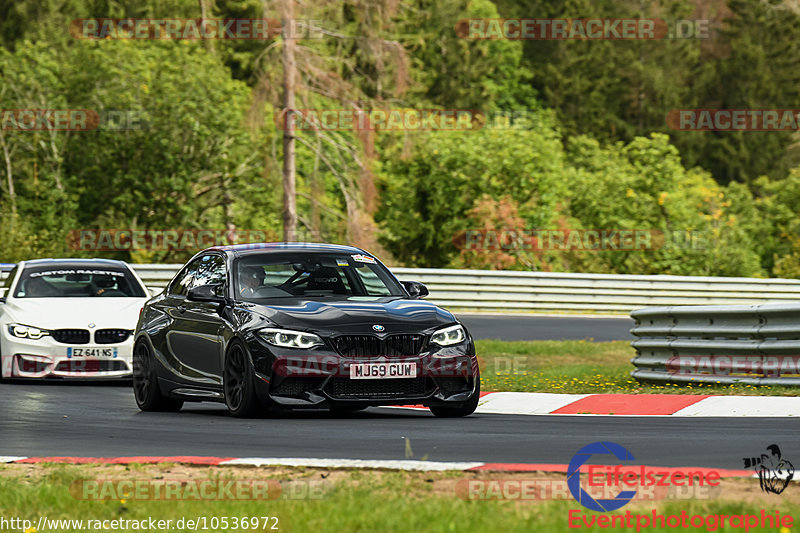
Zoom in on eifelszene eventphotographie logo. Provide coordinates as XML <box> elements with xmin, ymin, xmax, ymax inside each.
<box><xmin>565</xmin><ymin>442</ymin><xmax>793</xmax><ymax>531</ymax></box>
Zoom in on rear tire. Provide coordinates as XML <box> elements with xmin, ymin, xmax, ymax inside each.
<box><xmin>223</xmin><ymin>340</ymin><xmax>261</xmax><ymax>418</ymax></box>
<box><xmin>132</xmin><ymin>340</ymin><xmax>183</xmax><ymax>412</ymax></box>
<box><xmin>429</xmin><ymin>373</ymin><xmax>480</xmax><ymax>418</ymax></box>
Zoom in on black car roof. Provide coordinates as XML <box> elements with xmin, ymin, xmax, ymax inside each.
<box><xmin>208</xmin><ymin>242</ymin><xmax>369</xmax><ymax>257</ymax></box>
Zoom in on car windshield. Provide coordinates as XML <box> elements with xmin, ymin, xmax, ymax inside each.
<box><xmin>13</xmin><ymin>265</ymin><xmax>146</xmax><ymax>298</ymax></box>
<box><xmin>235</xmin><ymin>252</ymin><xmax>405</xmax><ymax>300</ymax></box>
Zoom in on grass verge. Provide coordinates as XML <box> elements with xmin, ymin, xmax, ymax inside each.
<box><xmin>0</xmin><ymin>464</ymin><xmax>796</xmax><ymax>533</ymax></box>
<box><xmin>476</xmin><ymin>340</ymin><xmax>799</xmax><ymax>396</ymax></box>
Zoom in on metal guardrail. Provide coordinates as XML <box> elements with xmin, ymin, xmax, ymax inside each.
<box><xmin>4</xmin><ymin>264</ymin><xmax>800</xmax><ymax>313</ymax></box>
<box><xmin>125</xmin><ymin>265</ymin><xmax>800</xmax><ymax>313</ymax></box>
<box><xmin>630</xmin><ymin>304</ymin><xmax>800</xmax><ymax>385</ymax></box>
<box><xmin>388</xmin><ymin>269</ymin><xmax>800</xmax><ymax>313</ymax></box>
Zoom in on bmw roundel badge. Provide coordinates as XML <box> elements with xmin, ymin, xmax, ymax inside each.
<box><xmin>372</xmin><ymin>324</ymin><xmax>385</xmax><ymax>332</ymax></box>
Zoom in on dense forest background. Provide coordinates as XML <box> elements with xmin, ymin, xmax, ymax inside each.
<box><xmin>2</xmin><ymin>0</ymin><xmax>800</xmax><ymax>277</ymax></box>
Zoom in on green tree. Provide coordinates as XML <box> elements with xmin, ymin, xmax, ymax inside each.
<box><xmin>377</xmin><ymin>112</ymin><xmax>567</xmax><ymax>267</ymax></box>
<box><xmin>565</xmin><ymin>133</ymin><xmax>763</xmax><ymax>276</ymax></box>
<box><xmin>676</xmin><ymin>0</ymin><xmax>800</xmax><ymax>184</ymax></box>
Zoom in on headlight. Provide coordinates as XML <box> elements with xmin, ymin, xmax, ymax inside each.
<box><xmin>430</xmin><ymin>324</ymin><xmax>466</xmax><ymax>346</ymax></box>
<box><xmin>259</xmin><ymin>328</ymin><xmax>324</xmax><ymax>349</ymax></box>
<box><xmin>8</xmin><ymin>323</ymin><xmax>50</xmax><ymax>340</ymax></box>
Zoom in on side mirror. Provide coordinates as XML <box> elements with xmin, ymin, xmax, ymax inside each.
<box><xmin>401</xmin><ymin>280</ymin><xmax>429</xmax><ymax>299</ymax></box>
<box><xmin>187</xmin><ymin>284</ymin><xmax>225</xmax><ymax>303</ymax></box>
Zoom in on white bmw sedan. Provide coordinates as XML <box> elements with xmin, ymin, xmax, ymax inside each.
<box><xmin>0</xmin><ymin>259</ymin><xmax>150</xmax><ymax>379</ymax></box>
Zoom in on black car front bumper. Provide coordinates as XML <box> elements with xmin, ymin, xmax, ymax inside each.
<box><xmin>246</xmin><ymin>333</ymin><xmax>478</xmax><ymax>408</ymax></box>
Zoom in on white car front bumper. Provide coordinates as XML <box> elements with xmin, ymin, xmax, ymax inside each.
<box><xmin>1</xmin><ymin>328</ymin><xmax>133</xmax><ymax>379</ymax></box>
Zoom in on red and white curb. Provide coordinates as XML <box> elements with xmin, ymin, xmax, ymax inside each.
<box><xmin>399</xmin><ymin>392</ymin><xmax>800</xmax><ymax>417</ymax></box>
<box><xmin>0</xmin><ymin>456</ymin><xmax>762</xmax><ymax>477</ymax></box>
<box><xmin>0</xmin><ymin>456</ymin><xmax>481</xmax><ymax>471</ymax></box>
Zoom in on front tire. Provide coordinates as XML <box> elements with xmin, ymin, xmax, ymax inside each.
<box><xmin>133</xmin><ymin>340</ymin><xmax>183</xmax><ymax>412</ymax></box>
<box><xmin>429</xmin><ymin>373</ymin><xmax>480</xmax><ymax>418</ymax></box>
<box><xmin>223</xmin><ymin>340</ymin><xmax>261</xmax><ymax>418</ymax></box>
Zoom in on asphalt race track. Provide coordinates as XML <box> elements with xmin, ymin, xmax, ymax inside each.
<box><xmin>456</xmin><ymin>314</ymin><xmax>634</xmax><ymax>342</ymax></box>
<box><xmin>1</xmin><ymin>383</ymin><xmax>796</xmax><ymax>471</ymax></box>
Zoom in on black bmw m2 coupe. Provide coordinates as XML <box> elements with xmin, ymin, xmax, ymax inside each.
<box><xmin>133</xmin><ymin>243</ymin><xmax>480</xmax><ymax>417</ymax></box>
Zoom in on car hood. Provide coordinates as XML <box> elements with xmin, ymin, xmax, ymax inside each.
<box><xmin>3</xmin><ymin>297</ymin><xmax>146</xmax><ymax>330</ymax></box>
<box><xmin>248</xmin><ymin>297</ymin><xmax>457</xmax><ymax>334</ymax></box>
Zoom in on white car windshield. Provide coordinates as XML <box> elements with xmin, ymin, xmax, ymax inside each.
<box><xmin>13</xmin><ymin>266</ymin><xmax>146</xmax><ymax>298</ymax></box>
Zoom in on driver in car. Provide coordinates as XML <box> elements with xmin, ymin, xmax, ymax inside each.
<box><xmin>93</xmin><ymin>275</ymin><xmax>117</xmax><ymax>296</ymax></box>
<box><xmin>239</xmin><ymin>266</ymin><xmax>264</xmax><ymax>298</ymax></box>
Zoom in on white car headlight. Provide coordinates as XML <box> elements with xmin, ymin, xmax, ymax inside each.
<box><xmin>8</xmin><ymin>323</ymin><xmax>50</xmax><ymax>340</ymax></box>
<box><xmin>430</xmin><ymin>324</ymin><xmax>466</xmax><ymax>346</ymax></box>
<box><xmin>259</xmin><ymin>328</ymin><xmax>324</xmax><ymax>349</ymax></box>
